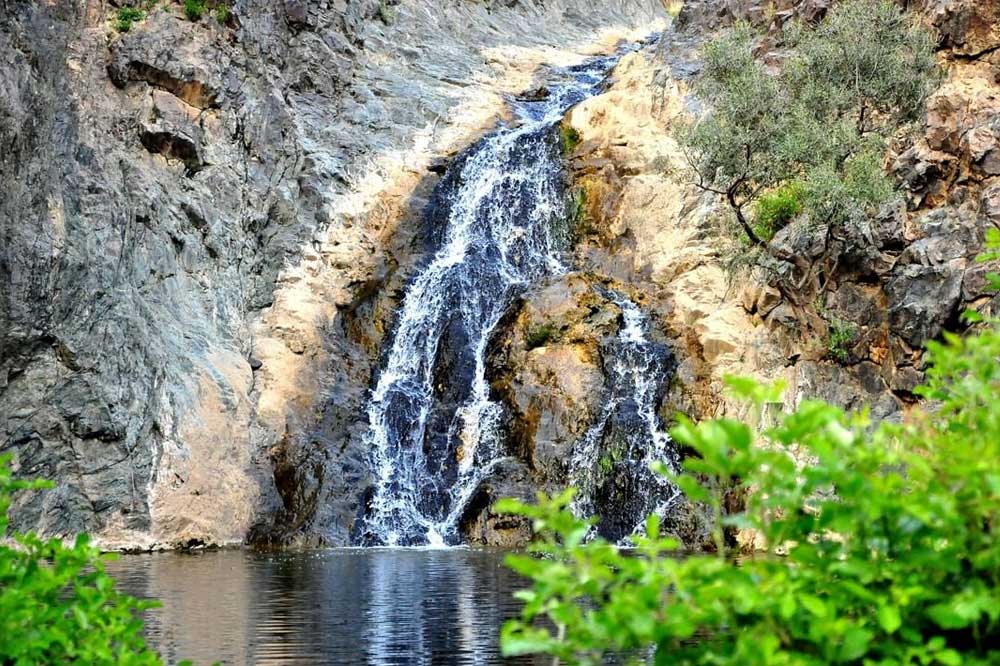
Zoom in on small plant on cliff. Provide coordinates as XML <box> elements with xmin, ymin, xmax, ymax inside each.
<box><xmin>826</xmin><ymin>316</ymin><xmax>856</xmax><ymax>362</ymax></box>
<box><xmin>183</xmin><ymin>0</ymin><xmax>207</xmax><ymax>21</ymax></box>
<box><xmin>115</xmin><ymin>6</ymin><xmax>145</xmax><ymax>32</ymax></box>
<box><xmin>525</xmin><ymin>323</ymin><xmax>560</xmax><ymax>350</ymax></box>
<box><xmin>0</xmin><ymin>457</ymin><xmax>169</xmax><ymax>665</ymax></box>
<box><xmin>559</xmin><ymin>124</ymin><xmax>582</xmax><ymax>156</ymax></box>
<box><xmin>215</xmin><ymin>3</ymin><xmax>230</xmax><ymax>23</ymax></box>
<box><xmin>377</xmin><ymin>0</ymin><xmax>396</xmax><ymax>26</ymax></box>
<box><xmin>676</xmin><ymin>0</ymin><xmax>937</xmax><ymax>246</ymax></box>
<box><xmin>753</xmin><ymin>181</ymin><xmax>803</xmax><ymax>241</ymax></box>
<box><xmin>566</xmin><ymin>187</ymin><xmax>590</xmax><ymax>238</ymax></box>
<box><xmin>498</xmin><ymin>316</ymin><xmax>1000</xmax><ymax>665</ymax></box>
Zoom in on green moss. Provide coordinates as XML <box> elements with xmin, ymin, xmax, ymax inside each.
<box><xmin>566</xmin><ymin>186</ymin><xmax>587</xmax><ymax>229</ymax></box>
<box><xmin>559</xmin><ymin>123</ymin><xmax>581</xmax><ymax>155</ymax></box>
<box><xmin>377</xmin><ymin>0</ymin><xmax>396</xmax><ymax>25</ymax></box>
<box><xmin>114</xmin><ymin>6</ymin><xmax>145</xmax><ymax>32</ymax></box>
<box><xmin>598</xmin><ymin>456</ymin><xmax>613</xmax><ymax>475</ymax></box>
<box><xmin>183</xmin><ymin>0</ymin><xmax>207</xmax><ymax>21</ymax></box>
<box><xmin>525</xmin><ymin>323</ymin><xmax>560</xmax><ymax>350</ymax></box>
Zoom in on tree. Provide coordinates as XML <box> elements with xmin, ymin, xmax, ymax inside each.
<box><xmin>677</xmin><ymin>23</ymin><xmax>786</xmax><ymax>245</ymax></box>
<box><xmin>677</xmin><ymin>0</ymin><xmax>938</xmax><ymax>245</ymax></box>
<box><xmin>0</xmin><ymin>457</ymin><xmax>166</xmax><ymax>665</ymax></box>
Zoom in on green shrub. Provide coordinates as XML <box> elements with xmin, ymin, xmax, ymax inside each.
<box><xmin>183</xmin><ymin>0</ymin><xmax>206</xmax><ymax>21</ymax></box>
<box><xmin>525</xmin><ymin>323</ymin><xmax>559</xmax><ymax>350</ymax></box>
<box><xmin>0</xmin><ymin>456</ymin><xmax>166</xmax><ymax>665</ymax></box>
<box><xmin>115</xmin><ymin>6</ymin><xmax>145</xmax><ymax>32</ymax></box>
<box><xmin>215</xmin><ymin>4</ymin><xmax>230</xmax><ymax>22</ymax></box>
<box><xmin>498</xmin><ymin>315</ymin><xmax>1000</xmax><ymax>664</ymax></box>
<box><xmin>827</xmin><ymin>316</ymin><xmax>856</xmax><ymax>362</ymax></box>
<box><xmin>753</xmin><ymin>182</ymin><xmax>803</xmax><ymax>241</ymax></box>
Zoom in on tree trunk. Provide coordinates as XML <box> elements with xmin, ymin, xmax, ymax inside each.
<box><xmin>727</xmin><ymin>189</ymin><xmax>763</xmax><ymax>246</ymax></box>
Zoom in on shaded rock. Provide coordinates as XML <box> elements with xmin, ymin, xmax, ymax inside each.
<box><xmin>139</xmin><ymin>90</ymin><xmax>205</xmax><ymax>171</ymax></box>
<box><xmin>108</xmin><ymin>12</ymin><xmax>229</xmax><ymax>109</ymax></box>
<box><xmin>886</xmin><ymin>261</ymin><xmax>964</xmax><ymax>347</ymax></box>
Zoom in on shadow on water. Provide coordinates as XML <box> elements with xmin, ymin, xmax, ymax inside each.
<box><xmin>107</xmin><ymin>548</ymin><xmax>545</xmax><ymax>666</ymax></box>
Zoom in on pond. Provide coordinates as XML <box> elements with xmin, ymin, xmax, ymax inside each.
<box><xmin>106</xmin><ymin>547</ymin><xmax>541</xmax><ymax>665</ymax></box>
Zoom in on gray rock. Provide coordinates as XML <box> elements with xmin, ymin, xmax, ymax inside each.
<box><xmin>886</xmin><ymin>261</ymin><xmax>965</xmax><ymax>347</ymax></box>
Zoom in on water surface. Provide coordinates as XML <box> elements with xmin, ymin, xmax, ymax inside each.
<box><xmin>107</xmin><ymin>548</ymin><xmax>541</xmax><ymax>666</ymax></box>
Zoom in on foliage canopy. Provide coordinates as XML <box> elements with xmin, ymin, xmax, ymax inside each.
<box><xmin>677</xmin><ymin>0</ymin><xmax>938</xmax><ymax>244</ymax></box>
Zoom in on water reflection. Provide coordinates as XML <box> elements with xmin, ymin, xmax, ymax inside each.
<box><xmin>106</xmin><ymin>548</ymin><xmax>542</xmax><ymax>665</ymax></box>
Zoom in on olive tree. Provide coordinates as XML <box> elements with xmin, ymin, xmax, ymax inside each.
<box><xmin>677</xmin><ymin>23</ymin><xmax>787</xmax><ymax>246</ymax></box>
<box><xmin>678</xmin><ymin>0</ymin><xmax>938</xmax><ymax>245</ymax></box>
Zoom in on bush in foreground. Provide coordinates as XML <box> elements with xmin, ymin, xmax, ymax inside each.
<box><xmin>0</xmin><ymin>459</ymin><xmax>164</xmax><ymax>665</ymax></box>
<box><xmin>498</xmin><ymin>240</ymin><xmax>1000</xmax><ymax>665</ymax></box>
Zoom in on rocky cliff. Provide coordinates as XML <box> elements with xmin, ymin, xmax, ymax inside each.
<box><xmin>0</xmin><ymin>0</ymin><xmax>664</xmax><ymax>549</ymax></box>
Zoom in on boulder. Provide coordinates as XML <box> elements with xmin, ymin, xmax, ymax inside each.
<box><xmin>886</xmin><ymin>261</ymin><xmax>965</xmax><ymax>347</ymax></box>
<box><xmin>486</xmin><ymin>274</ymin><xmax>618</xmax><ymax>479</ymax></box>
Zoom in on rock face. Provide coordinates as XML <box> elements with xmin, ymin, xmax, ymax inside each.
<box><xmin>0</xmin><ymin>0</ymin><xmax>666</xmax><ymax>549</ymax></box>
<box><xmin>554</xmin><ymin>0</ymin><xmax>1000</xmax><ymax>453</ymax></box>
<box><xmin>3</xmin><ymin>0</ymin><xmax>997</xmax><ymax>551</ymax></box>
<box><xmin>471</xmin><ymin>273</ymin><xmax>694</xmax><ymax>547</ymax></box>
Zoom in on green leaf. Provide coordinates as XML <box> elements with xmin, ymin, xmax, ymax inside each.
<box><xmin>877</xmin><ymin>604</ymin><xmax>902</xmax><ymax>634</ymax></box>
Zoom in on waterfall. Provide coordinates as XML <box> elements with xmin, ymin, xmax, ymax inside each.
<box><xmin>568</xmin><ymin>290</ymin><xmax>681</xmax><ymax>545</ymax></box>
<box><xmin>354</xmin><ymin>46</ymin><xmax>676</xmax><ymax>547</ymax></box>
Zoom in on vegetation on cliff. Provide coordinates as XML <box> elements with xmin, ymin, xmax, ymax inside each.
<box><xmin>0</xmin><ymin>458</ymin><xmax>166</xmax><ymax>665</ymax></box>
<box><xmin>498</xmin><ymin>238</ymin><xmax>1000</xmax><ymax>664</ymax></box>
<box><xmin>678</xmin><ymin>0</ymin><xmax>937</xmax><ymax>246</ymax></box>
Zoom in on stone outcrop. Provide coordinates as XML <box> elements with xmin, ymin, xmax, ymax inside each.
<box><xmin>0</xmin><ymin>0</ymin><xmax>665</xmax><ymax>549</ymax></box>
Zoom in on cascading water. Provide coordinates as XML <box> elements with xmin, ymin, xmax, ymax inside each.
<box><xmin>354</xmin><ymin>46</ymin><xmax>678</xmax><ymax>547</ymax></box>
<box><xmin>568</xmin><ymin>290</ymin><xmax>681</xmax><ymax>545</ymax></box>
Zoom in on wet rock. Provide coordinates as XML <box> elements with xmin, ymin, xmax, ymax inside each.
<box><xmin>486</xmin><ymin>274</ymin><xmax>619</xmax><ymax>479</ymax></box>
<box><xmin>459</xmin><ymin>461</ymin><xmax>534</xmax><ymax>548</ymax></box>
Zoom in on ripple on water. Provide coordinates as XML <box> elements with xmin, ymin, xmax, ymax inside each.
<box><xmin>106</xmin><ymin>548</ymin><xmax>544</xmax><ymax>666</ymax></box>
